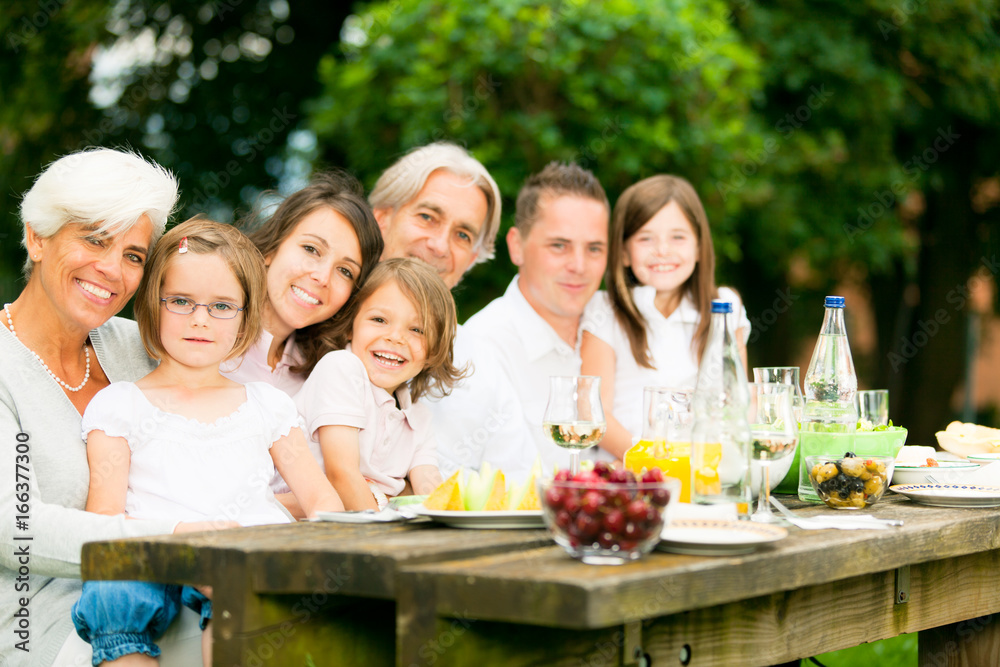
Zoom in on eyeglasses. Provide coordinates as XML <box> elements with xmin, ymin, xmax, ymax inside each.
<box><xmin>160</xmin><ymin>297</ymin><xmax>244</xmax><ymax>319</ymax></box>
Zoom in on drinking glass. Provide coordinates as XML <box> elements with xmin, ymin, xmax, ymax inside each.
<box><xmin>543</xmin><ymin>376</ymin><xmax>606</xmax><ymax>476</ymax></box>
<box><xmin>857</xmin><ymin>389</ymin><xmax>889</xmax><ymax>427</ymax></box>
<box><xmin>752</xmin><ymin>367</ymin><xmax>805</xmax><ymax>425</ymax></box>
<box><xmin>747</xmin><ymin>382</ymin><xmax>798</xmax><ymax>523</ymax></box>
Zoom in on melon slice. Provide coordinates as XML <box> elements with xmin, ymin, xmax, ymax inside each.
<box><xmin>423</xmin><ymin>471</ymin><xmax>463</xmax><ymax>511</ymax></box>
<box><xmin>482</xmin><ymin>470</ymin><xmax>507</xmax><ymax>511</ymax></box>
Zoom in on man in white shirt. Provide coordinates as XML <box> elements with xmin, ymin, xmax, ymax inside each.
<box><xmin>429</xmin><ymin>162</ymin><xmax>610</xmax><ymax>479</ymax></box>
<box><xmin>369</xmin><ymin>142</ymin><xmax>502</xmax><ymax>288</ymax></box>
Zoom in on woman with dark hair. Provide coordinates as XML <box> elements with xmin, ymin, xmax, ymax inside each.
<box><xmin>222</xmin><ymin>171</ymin><xmax>384</xmax><ymax>394</ymax></box>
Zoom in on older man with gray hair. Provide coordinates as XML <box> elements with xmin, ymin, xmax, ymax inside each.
<box><xmin>370</xmin><ymin>142</ymin><xmax>502</xmax><ymax>288</ymax></box>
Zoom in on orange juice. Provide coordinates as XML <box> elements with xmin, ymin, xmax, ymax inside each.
<box><xmin>691</xmin><ymin>442</ymin><xmax>723</xmax><ymax>497</ymax></box>
<box><xmin>624</xmin><ymin>439</ymin><xmax>692</xmax><ymax>503</ymax></box>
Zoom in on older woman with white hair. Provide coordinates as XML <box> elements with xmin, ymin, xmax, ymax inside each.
<box><xmin>0</xmin><ymin>148</ymin><xmax>217</xmax><ymax>666</ymax></box>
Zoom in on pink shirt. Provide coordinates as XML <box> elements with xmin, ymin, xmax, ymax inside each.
<box><xmin>221</xmin><ymin>329</ymin><xmax>306</xmax><ymax>397</ymax></box>
<box><xmin>295</xmin><ymin>349</ymin><xmax>437</xmax><ymax>497</ymax></box>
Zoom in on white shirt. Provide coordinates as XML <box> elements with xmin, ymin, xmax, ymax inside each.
<box><xmin>221</xmin><ymin>329</ymin><xmax>306</xmax><ymax>397</ymax></box>
<box><xmin>427</xmin><ymin>276</ymin><xmax>611</xmax><ymax>480</ymax></box>
<box><xmin>583</xmin><ymin>285</ymin><xmax>751</xmax><ymax>442</ymax></box>
<box><xmin>81</xmin><ymin>381</ymin><xmax>297</xmax><ymax>527</ymax></box>
<box><xmin>295</xmin><ymin>349</ymin><xmax>437</xmax><ymax>497</ymax></box>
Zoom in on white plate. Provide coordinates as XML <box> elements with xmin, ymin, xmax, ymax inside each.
<box><xmin>314</xmin><ymin>509</ymin><xmax>413</xmax><ymax>523</ymax></box>
<box><xmin>657</xmin><ymin>519</ymin><xmax>788</xmax><ymax>555</ymax></box>
<box><xmin>408</xmin><ymin>504</ymin><xmax>544</xmax><ymax>529</ymax></box>
<box><xmin>889</xmin><ymin>484</ymin><xmax>1000</xmax><ymax>507</ymax></box>
<box><xmin>892</xmin><ymin>461</ymin><xmax>979</xmax><ymax>485</ymax></box>
<box><xmin>967</xmin><ymin>453</ymin><xmax>1000</xmax><ymax>466</ymax></box>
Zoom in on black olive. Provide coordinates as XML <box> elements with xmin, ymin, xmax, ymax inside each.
<box><xmin>844</xmin><ymin>451</ymin><xmax>856</xmax><ymax>458</ymax></box>
<box><xmin>839</xmin><ymin>489</ymin><xmax>849</xmax><ymax>499</ymax></box>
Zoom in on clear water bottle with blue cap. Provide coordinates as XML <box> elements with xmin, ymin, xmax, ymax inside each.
<box><xmin>798</xmin><ymin>295</ymin><xmax>859</xmax><ymax>500</ymax></box>
<box><xmin>691</xmin><ymin>300</ymin><xmax>751</xmax><ymax>511</ymax></box>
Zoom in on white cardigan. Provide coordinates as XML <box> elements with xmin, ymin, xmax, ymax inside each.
<box><xmin>0</xmin><ymin>317</ymin><xmax>176</xmax><ymax>666</ymax></box>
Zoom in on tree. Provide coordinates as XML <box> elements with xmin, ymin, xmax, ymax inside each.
<box><xmin>310</xmin><ymin>0</ymin><xmax>766</xmax><ymax>315</ymax></box>
<box><xmin>731</xmin><ymin>0</ymin><xmax>1000</xmax><ymax>442</ymax></box>
<box><xmin>0</xmin><ymin>0</ymin><xmax>355</xmax><ymax>297</ymax></box>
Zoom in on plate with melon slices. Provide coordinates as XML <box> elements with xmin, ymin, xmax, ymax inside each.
<box><xmin>411</xmin><ymin>464</ymin><xmax>544</xmax><ymax>529</ymax></box>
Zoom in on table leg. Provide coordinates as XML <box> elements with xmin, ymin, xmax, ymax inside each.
<box><xmin>918</xmin><ymin>614</ymin><xmax>1000</xmax><ymax>667</ymax></box>
<box><xmin>211</xmin><ymin>550</ymin><xmax>394</xmax><ymax>666</ymax></box>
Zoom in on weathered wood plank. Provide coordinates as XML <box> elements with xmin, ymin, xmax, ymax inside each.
<box><xmin>209</xmin><ymin>547</ymin><xmax>395</xmax><ymax>667</ymax></box>
<box><xmin>82</xmin><ymin>521</ymin><xmax>550</xmax><ymax>598</ymax></box>
<box><xmin>399</xmin><ymin>550</ymin><xmax>1000</xmax><ymax>666</ymax></box>
<box><xmin>399</xmin><ymin>499</ymin><xmax>1000</xmax><ymax>630</ymax></box>
<box><xmin>919</xmin><ymin>614</ymin><xmax>1000</xmax><ymax>667</ymax></box>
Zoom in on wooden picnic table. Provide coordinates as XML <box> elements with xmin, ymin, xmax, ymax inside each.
<box><xmin>83</xmin><ymin>494</ymin><xmax>1000</xmax><ymax>666</ymax></box>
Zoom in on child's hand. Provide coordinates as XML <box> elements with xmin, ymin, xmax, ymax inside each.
<box><xmin>173</xmin><ymin>520</ymin><xmax>240</xmax><ymax>534</ymax></box>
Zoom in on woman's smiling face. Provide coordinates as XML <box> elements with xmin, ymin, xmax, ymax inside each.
<box><xmin>28</xmin><ymin>216</ymin><xmax>153</xmax><ymax>333</ymax></box>
<box><xmin>263</xmin><ymin>206</ymin><xmax>363</xmax><ymax>337</ymax></box>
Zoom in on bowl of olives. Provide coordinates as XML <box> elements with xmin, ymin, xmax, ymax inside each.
<box><xmin>806</xmin><ymin>453</ymin><xmax>894</xmax><ymax>509</ymax></box>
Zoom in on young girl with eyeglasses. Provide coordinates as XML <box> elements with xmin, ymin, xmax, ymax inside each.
<box><xmin>71</xmin><ymin>218</ymin><xmax>343</xmax><ymax>666</ymax></box>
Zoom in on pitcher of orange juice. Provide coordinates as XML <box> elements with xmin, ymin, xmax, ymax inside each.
<box><xmin>624</xmin><ymin>387</ymin><xmax>694</xmax><ymax>502</ymax></box>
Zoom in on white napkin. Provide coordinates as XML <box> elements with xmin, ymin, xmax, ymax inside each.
<box><xmin>313</xmin><ymin>508</ymin><xmax>415</xmax><ymax>523</ymax></box>
<box><xmin>769</xmin><ymin>496</ymin><xmax>902</xmax><ymax>530</ymax></box>
<box><xmin>929</xmin><ymin>461</ymin><xmax>1000</xmax><ymax>486</ymax></box>
<box><xmin>781</xmin><ymin>514</ymin><xmax>899</xmax><ymax>530</ymax></box>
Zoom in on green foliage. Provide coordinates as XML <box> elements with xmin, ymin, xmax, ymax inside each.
<box><xmin>312</xmin><ymin>0</ymin><xmax>765</xmax><ymax>316</ymax></box>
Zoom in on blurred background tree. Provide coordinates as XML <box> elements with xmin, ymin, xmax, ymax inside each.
<box><xmin>1</xmin><ymin>0</ymin><xmax>998</xmax><ymax>445</ymax></box>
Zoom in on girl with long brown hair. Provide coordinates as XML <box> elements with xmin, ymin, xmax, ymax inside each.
<box><xmin>581</xmin><ymin>175</ymin><xmax>750</xmax><ymax>459</ymax></box>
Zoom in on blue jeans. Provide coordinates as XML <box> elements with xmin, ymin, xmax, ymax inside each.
<box><xmin>71</xmin><ymin>581</ymin><xmax>211</xmax><ymax>666</ymax></box>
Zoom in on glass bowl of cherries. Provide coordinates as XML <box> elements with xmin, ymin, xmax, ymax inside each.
<box><xmin>538</xmin><ymin>463</ymin><xmax>677</xmax><ymax>565</ymax></box>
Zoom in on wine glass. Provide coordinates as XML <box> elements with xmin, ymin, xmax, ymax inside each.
<box><xmin>747</xmin><ymin>382</ymin><xmax>798</xmax><ymax>524</ymax></box>
<box><xmin>543</xmin><ymin>376</ymin><xmax>606</xmax><ymax>476</ymax></box>
<box><xmin>752</xmin><ymin>367</ymin><xmax>805</xmax><ymax>425</ymax></box>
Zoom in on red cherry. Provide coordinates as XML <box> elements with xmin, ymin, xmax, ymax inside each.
<box><xmin>563</xmin><ymin>492</ymin><xmax>581</xmax><ymax>515</ymax></box>
<box><xmin>575</xmin><ymin>513</ymin><xmax>599</xmax><ymax>538</ymax></box>
<box><xmin>555</xmin><ymin>510</ymin><xmax>572</xmax><ymax>530</ymax></box>
<box><xmin>593</xmin><ymin>461</ymin><xmax>612</xmax><ymax>478</ymax></box>
<box><xmin>603</xmin><ymin>509</ymin><xmax>626</xmax><ymax>534</ymax></box>
<box><xmin>650</xmin><ymin>488</ymin><xmax>671</xmax><ymax>507</ymax></box>
<box><xmin>625</xmin><ymin>499</ymin><xmax>648</xmax><ymax>522</ymax></box>
<box><xmin>598</xmin><ymin>531</ymin><xmax>617</xmax><ymax>549</ymax></box>
<box><xmin>624</xmin><ymin>522</ymin><xmax>642</xmax><ymax>540</ymax></box>
<box><xmin>581</xmin><ymin>490</ymin><xmax>603</xmax><ymax>515</ymax></box>
<box><xmin>608</xmin><ymin>469</ymin><xmax>629</xmax><ymax>484</ymax></box>
<box><xmin>554</xmin><ymin>469</ymin><xmax>572</xmax><ymax>482</ymax></box>
<box><xmin>642</xmin><ymin>468</ymin><xmax>665</xmax><ymax>483</ymax></box>
<box><xmin>544</xmin><ymin>487</ymin><xmax>564</xmax><ymax>509</ymax></box>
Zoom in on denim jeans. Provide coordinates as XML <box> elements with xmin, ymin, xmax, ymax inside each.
<box><xmin>71</xmin><ymin>581</ymin><xmax>211</xmax><ymax>666</ymax></box>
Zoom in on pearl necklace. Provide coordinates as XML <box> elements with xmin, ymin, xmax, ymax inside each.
<box><xmin>4</xmin><ymin>303</ymin><xmax>91</xmax><ymax>392</ymax></box>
